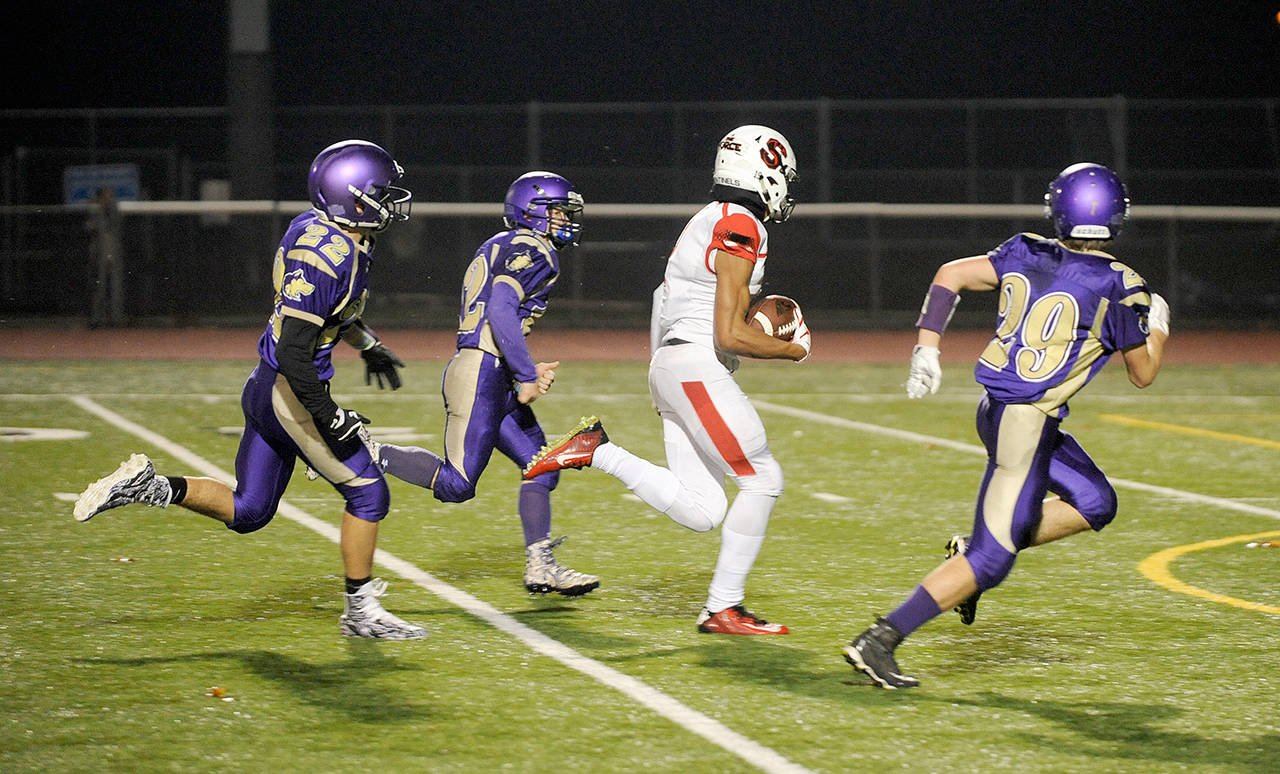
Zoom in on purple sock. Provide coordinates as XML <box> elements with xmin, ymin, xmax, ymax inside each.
<box><xmin>378</xmin><ymin>444</ymin><xmax>444</xmax><ymax>489</ymax></box>
<box><xmin>884</xmin><ymin>585</ymin><xmax>943</xmax><ymax>637</ymax></box>
<box><xmin>519</xmin><ymin>481</ymin><xmax>553</xmax><ymax>546</ymax></box>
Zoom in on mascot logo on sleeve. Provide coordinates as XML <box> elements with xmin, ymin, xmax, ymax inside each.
<box><xmin>505</xmin><ymin>249</ymin><xmax>535</xmax><ymax>272</ymax></box>
<box><xmin>282</xmin><ymin>269</ymin><xmax>317</xmax><ymax>302</ymax></box>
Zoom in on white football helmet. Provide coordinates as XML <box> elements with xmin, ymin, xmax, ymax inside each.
<box><xmin>712</xmin><ymin>125</ymin><xmax>798</xmax><ymax>222</ymax></box>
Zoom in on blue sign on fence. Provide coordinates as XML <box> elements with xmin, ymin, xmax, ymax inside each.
<box><xmin>63</xmin><ymin>164</ymin><xmax>140</xmax><ymax>204</ymax></box>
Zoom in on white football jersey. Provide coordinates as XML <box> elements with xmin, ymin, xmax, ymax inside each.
<box><xmin>657</xmin><ymin>202</ymin><xmax>769</xmax><ymax>349</ymax></box>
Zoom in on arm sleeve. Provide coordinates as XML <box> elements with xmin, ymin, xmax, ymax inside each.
<box><xmin>487</xmin><ymin>281</ymin><xmax>538</xmax><ymax>383</ymax></box>
<box><xmin>277</xmin><ymin>315</ymin><xmax>339</xmax><ymax>421</ymax></box>
<box><xmin>649</xmin><ymin>282</ymin><xmax>668</xmax><ymax>354</ymax></box>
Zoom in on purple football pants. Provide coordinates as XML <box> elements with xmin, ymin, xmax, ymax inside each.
<box><xmin>963</xmin><ymin>395</ymin><xmax>1117</xmax><ymax>591</ymax></box>
<box><xmin>428</xmin><ymin>349</ymin><xmax>558</xmax><ymax>502</ymax></box>
<box><xmin>228</xmin><ymin>361</ymin><xmax>388</xmax><ymax>533</ymax></box>
<box><xmin>377</xmin><ymin>349</ymin><xmax>558</xmax><ymax>545</ymax></box>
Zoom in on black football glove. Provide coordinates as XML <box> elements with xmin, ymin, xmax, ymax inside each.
<box><xmin>361</xmin><ymin>343</ymin><xmax>404</xmax><ymax>390</ymax></box>
<box><xmin>325</xmin><ymin>407</ymin><xmax>370</xmax><ymax>445</ymax></box>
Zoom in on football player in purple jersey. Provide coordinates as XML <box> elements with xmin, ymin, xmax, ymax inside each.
<box><xmin>74</xmin><ymin>140</ymin><xmax>429</xmax><ymax>639</ymax></box>
<box><xmin>845</xmin><ymin>163</ymin><xmax>1170</xmax><ymax>688</ymax></box>
<box><xmin>373</xmin><ymin>171</ymin><xmax>601</xmax><ymax>597</ymax></box>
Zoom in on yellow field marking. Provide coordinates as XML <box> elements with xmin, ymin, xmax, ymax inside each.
<box><xmin>1100</xmin><ymin>413</ymin><xmax>1280</xmax><ymax>450</ymax></box>
<box><xmin>1138</xmin><ymin>530</ymin><xmax>1280</xmax><ymax>615</ymax></box>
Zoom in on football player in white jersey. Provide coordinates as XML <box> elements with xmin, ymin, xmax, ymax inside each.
<box><xmin>524</xmin><ymin>126</ymin><xmax>811</xmax><ymax>634</ymax></box>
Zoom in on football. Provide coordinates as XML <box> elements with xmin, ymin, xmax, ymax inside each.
<box><xmin>746</xmin><ymin>295</ymin><xmax>799</xmax><ymax>339</ymax></box>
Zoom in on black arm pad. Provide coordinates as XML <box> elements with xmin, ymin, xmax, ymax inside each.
<box><xmin>276</xmin><ymin>316</ymin><xmax>338</xmax><ymax>421</ymax></box>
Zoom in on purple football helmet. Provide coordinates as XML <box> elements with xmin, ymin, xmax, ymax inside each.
<box><xmin>1044</xmin><ymin>162</ymin><xmax>1129</xmax><ymax>240</ymax></box>
<box><xmin>503</xmin><ymin>171</ymin><xmax>584</xmax><ymax>247</ymax></box>
<box><xmin>308</xmin><ymin>140</ymin><xmax>412</xmax><ymax>231</ymax></box>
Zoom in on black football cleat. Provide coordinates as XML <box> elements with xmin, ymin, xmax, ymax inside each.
<box><xmin>945</xmin><ymin>534</ymin><xmax>982</xmax><ymax>625</ymax></box>
<box><xmin>844</xmin><ymin>618</ymin><xmax>919</xmax><ymax>689</ymax></box>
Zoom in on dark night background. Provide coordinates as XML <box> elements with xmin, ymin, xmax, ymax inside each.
<box><xmin>23</xmin><ymin>2</ymin><xmax>1280</xmax><ymax>108</ymax></box>
<box><xmin>7</xmin><ymin>2</ymin><xmax>1279</xmax><ymax>326</ymax></box>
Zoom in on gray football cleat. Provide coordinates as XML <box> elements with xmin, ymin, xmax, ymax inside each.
<box><xmin>524</xmin><ymin>536</ymin><xmax>600</xmax><ymax>597</ymax></box>
<box><xmin>340</xmin><ymin>578</ymin><xmax>429</xmax><ymax>640</ymax></box>
<box><xmin>844</xmin><ymin>618</ymin><xmax>920</xmax><ymax>689</ymax></box>
<box><xmin>74</xmin><ymin>453</ymin><xmax>173</xmax><ymax>522</ymax></box>
<box><xmin>945</xmin><ymin>534</ymin><xmax>982</xmax><ymax>625</ymax></box>
<box><xmin>356</xmin><ymin>424</ymin><xmax>382</xmax><ymax>465</ymax></box>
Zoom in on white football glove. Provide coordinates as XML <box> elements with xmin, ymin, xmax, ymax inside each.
<box><xmin>789</xmin><ymin>303</ymin><xmax>811</xmax><ymax>362</ymax></box>
<box><xmin>1147</xmin><ymin>292</ymin><xmax>1170</xmax><ymax>336</ymax></box>
<box><xmin>906</xmin><ymin>344</ymin><xmax>942</xmax><ymax>399</ymax></box>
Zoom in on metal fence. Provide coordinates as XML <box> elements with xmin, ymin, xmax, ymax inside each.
<box><xmin>2</xmin><ymin>98</ymin><xmax>1278</xmax><ymax>328</ymax></box>
<box><xmin>5</xmin><ymin>97</ymin><xmax>1280</xmax><ymax>205</ymax></box>
<box><xmin>4</xmin><ymin>200</ymin><xmax>1277</xmax><ymax>329</ymax></box>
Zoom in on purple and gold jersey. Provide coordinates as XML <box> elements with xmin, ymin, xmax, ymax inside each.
<box><xmin>454</xmin><ymin>228</ymin><xmax>559</xmax><ymax>381</ymax></box>
<box><xmin>976</xmin><ymin>233</ymin><xmax>1152</xmax><ymax>417</ymax></box>
<box><xmin>257</xmin><ymin>211</ymin><xmax>374</xmax><ymax>381</ymax></box>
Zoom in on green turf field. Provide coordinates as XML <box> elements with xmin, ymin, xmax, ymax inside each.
<box><xmin>2</xmin><ymin>358</ymin><xmax>1277</xmax><ymax>773</ymax></box>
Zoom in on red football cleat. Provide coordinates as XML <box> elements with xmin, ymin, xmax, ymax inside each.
<box><xmin>696</xmin><ymin>604</ymin><xmax>789</xmax><ymax>635</ymax></box>
<box><xmin>523</xmin><ymin>416</ymin><xmax>608</xmax><ymax>479</ymax></box>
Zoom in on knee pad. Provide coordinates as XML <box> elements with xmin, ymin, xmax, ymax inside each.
<box><xmin>228</xmin><ymin>491</ymin><xmax>279</xmax><ymax>534</ymax></box>
<box><xmin>966</xmin><ymin>533</ymin><xmax>1018</xmax><ymax>592</ymax></box>
<box><xmin>736</xmin><ymin>455</ymin><xmax>784</xmax><ymax>497</ymax></box>
<box><xmin>431</xmin><ymin>478</ymin><xmax>476</xmax><ymax>504</ymax></box>
<box><xmin>665</xmin><ymin>486</ymin><xmax>726</xmax><ymax>532</ymax></box>
<box><xmin>1072</xmin><ymin>481</ymin><xmax>1118</xmax><ymax>531</ymax></box>
<box><xmin>227</xmin><ymin>508</ymin><xmax>275</xmax><ymax>534</ymax></box>
<box><xmin>426</xmin><ymin>461</ymin><xmax>478</xmax><ymax>504</ymax></box>
<box><xmin>339</xmin><ymin>476</ymin><xmax>391</xmax><ymax>523</ymax></box>
<box><xmin>525</xmin><ymin>468</ymin><xmax>559</xmax><ymax>492</ymax></box>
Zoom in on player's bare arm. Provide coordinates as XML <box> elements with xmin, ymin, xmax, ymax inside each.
<box><xmin>907</xmin><ymin>255</ymin><xmax>1000</xmax><ymax>398</ymax></box>
<box><xmin>915</xmin><ymin>255</ymin><xmax>999</xmax><ymax>348</ymax></box>
<box><xmin>711</xmin><ymin>249</ymin><xmax>806</xmax><ymax>360</ymax></box>
<box><xmin>1121</xmin><ymin>295</ymin><xmax>1169</xmax><ymax>388</ymax></box>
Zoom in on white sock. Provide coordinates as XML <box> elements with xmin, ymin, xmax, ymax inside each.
<box><xmin>592</xmin><ymin>442</ymin><xmax>679</xmax><ymax>512</ymax></box>
<box><xmin>705</xmin><ymin>526</ymin><xmax>766</xmax><ymax>613</ymax></box>
<box><xmin>704</xmin><ymin>492</ymin><xmax>776</xmax><ymax>612</ymax></box>
<box><xmin>593</xmin><ymin>442</ymin><xmax>720</xmax><ymax>531</ymax></box>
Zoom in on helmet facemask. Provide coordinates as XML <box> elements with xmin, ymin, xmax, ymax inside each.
<box><xmin>543</xmin><ymin>197</ymin><xmax>585</xmax><ymax>247</ymax></box>
<box><xmin>309</xmin><ymin>140</ymin><xmax>413</xmax><ymax>232</ymax></box>
<box><xmin>350</xmin><ymin>160</ymin><xmax>412</xmax><ymax>232</ymax></box>
<box><xmin>504</xmin><ymin>172</ymin><xmax>585</xmax><ymax>247</ymax></box>
<box><xmin>757</xmin><ymin>164</ymin><xmax>797</xmax><ymax>223</ymax></box>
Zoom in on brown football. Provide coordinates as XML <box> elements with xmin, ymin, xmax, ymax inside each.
<box><xmin>746</xmin><ymin>295</ymin><xmax>799</xmax><ymax>339</ymax></box>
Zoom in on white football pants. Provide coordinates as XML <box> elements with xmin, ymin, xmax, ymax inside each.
<box><xmin>592</xmin><ymin>342</ymin><xmax>784</xmax><ymax>612</ymax></box>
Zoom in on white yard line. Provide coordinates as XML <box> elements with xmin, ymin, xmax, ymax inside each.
<box><xmin>67</xmin><ymin>395</ymin><xmax>812</xmax><ymax>774</ymax></box>
<box><xmin>811</xmin><ymin>493</ymin><xmax>853</xmax><ymax>504</ymax></box>
<box><xmin>751</xmin><ymin>399</ymin><xmax>1280</xmax><ymax>521</ymax></box>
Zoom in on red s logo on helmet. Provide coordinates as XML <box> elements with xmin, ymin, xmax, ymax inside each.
<box><xmin>759</xmin><ymin>138</ymin><xmax>788</xmax><ymax>169</ymax></box>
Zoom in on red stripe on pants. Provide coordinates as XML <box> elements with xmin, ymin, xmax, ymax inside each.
<box><xmin>681</xmin><ymin>381</ymin><xmax>756</xmax><ymax>476</ymax></box>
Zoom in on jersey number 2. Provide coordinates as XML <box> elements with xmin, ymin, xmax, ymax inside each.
<box><xmin>458</xmin><ymin>254</ymin><xmax>490</xmax><ymax>334</ymax></box>
<box><xmin>978</xmin><ymin>272</ymin><xmax>1081</xmax><ymax>382</ymax></box>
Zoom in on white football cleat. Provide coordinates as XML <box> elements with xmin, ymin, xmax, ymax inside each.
<box><xmin>74</xmin><ymin>453</ymin><xmax>172</xmax><ymax>522</ymax></box>
<box><xmin>340</xmin><ymin>578</ymin><xmax>428</xmax><ymax>640</ymax></box>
